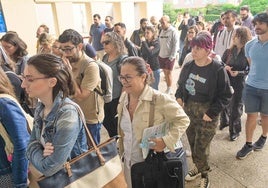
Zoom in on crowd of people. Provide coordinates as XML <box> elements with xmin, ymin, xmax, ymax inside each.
<box><xmin>0</xmin><ymin>6</ymin><xmax>267</xmax><ymax>188</ymax></box>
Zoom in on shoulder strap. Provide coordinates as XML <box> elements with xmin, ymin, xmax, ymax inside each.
<box><xmin>61</xmin><ymin>102</ymin><xmax>106</xmax><ymax>165</ymax></box>
<box><xmin>0</xmin><ymin>94</ymin><xmax>33</xmax><ymax>133</ymax></box>
<box><xmin>117</xmin><ymin>55</ymin><xmax>128</xmax><ymax>72</ymax></box>
<box><xmin>149</xmin><ymin>94</ymin><xmax>157</xmax><ymax>127</ymax></box>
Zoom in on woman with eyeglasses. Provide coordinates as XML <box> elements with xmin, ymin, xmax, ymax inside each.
<box><xmin>1</xmin><ymin>31</ymin><xmax>29</xmax><ymax>75</ymax></box>
<box><xmin>178</xmin><ymin>25</ymin><xmax>198</xmax><ymax>67</ymax></box>
<box><xmin>0</xmin><ymin>67</ymin><xmax>30</xmax><ymax>188</ymax></box>
<box><xmin>22</xmin><ymin>54</ymin><xmax>87</xmax><ymax>185</ymax></box>
<box><xmin>51</xmin><ymin>40</ymin><xmax>62</xmax><ymax>57</ymax></box>
<box><xmin>117</xmin><ymin>56</ymin><xmax>190</xmax><ymax>187</ymax></box>
<box><xmin>101</xmin><ymin>32</ymin><xmax>128</xmax><ymax>138</ymax></box>
<box><xmin>175</xmin><ymin>32</ymin><xmax>232</xmax><ymax>187</ymax></box>
<box><xmin>220</xmin><ymin>27</ymin><xmax>252</xmax><ymax>141</ymax></box>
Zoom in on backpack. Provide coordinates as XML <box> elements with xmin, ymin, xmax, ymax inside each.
<box><xmin>93</xmin><ymin>60</ymin><xmax>113</xmax><ymax>103</ymax></box>
<box><xmin>93</xmin><ymin>55</ymin><xmax>128</xmax><ymax>103</ymax></box>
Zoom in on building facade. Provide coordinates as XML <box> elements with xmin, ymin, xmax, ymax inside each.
<box><xmin>0</xmin><ymin>0</ymin><xmax>163</xmax><ymax>55</ymax></box>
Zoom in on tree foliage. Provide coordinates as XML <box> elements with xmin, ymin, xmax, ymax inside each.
<box><xmin>164</xmin><ymin>0</ymin><xmax>268</xmax><ymax>23</ymax></box>
<box><xmin>239</xmin><ymin>0</ymin><xmax>268</xmax><ymax>15</ymax></box>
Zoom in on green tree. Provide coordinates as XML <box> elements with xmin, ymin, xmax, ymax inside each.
<box><xmin>239</xmin><ymin>0</ymin><xmax>268</xmax><ymax>15</ymax></box>
<box><xmin>163</xmin><ymin>3</ymin><xmax>179</xmax><ymax>23</ymax></box>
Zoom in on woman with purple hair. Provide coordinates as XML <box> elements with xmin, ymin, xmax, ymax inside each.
<box><xmin>175</xmin><ymin>32</ymin><xmax>232</xmax><ymax>188</ymax></box>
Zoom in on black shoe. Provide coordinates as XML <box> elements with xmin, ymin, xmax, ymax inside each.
<box><xmin>236</xmin><ymin>144</ymin><xmax>253</xmax><ymax>159</ymax></box>
<box><xmin>230</xmin><ymin>133</ymin><xmax>240</xmax><ymax>141</ymax></box>
<box><xmin>253</xmin><ymin>136</ymin><xmax>266</xmax><ymax>151</ymax></box>
<box><xmin>219</xmin><ymin>124</ymin><xmax>228</xmax><ymax>130</ymax></box>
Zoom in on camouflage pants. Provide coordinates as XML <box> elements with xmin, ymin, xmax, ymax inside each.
<box><xmin>184</xmin><ymin>101</ymin><xmax>219</xmax><ymax>174</ymax></box>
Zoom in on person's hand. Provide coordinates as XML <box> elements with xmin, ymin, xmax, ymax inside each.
<box><xmin>168</xmin><ymin>57</ymin><xmax>175</xmax><ymax>61</ymax></box>
<box><xmin>183</xmin><ymin>18</ymin><xmax>188</xmax><ymax>25</ymax></box>
<box><xmin>61</xmin><ymin>56</ymin><xmax>72</xmax><ymax>70</ymax></box>
<box><xmin>203</xmin><ymin>113</ymin><xmax>212</xmax><ymax>122</ymax></box>
<box><xmin>141</xmin><ymin>36</ymin><xmax>146</xmax><ymax>42</ymax></box>
<box><xmin>229</xmin><ymin>70</ymin><xmax>238</xmax><ymax>77</ymax></box>
<box><xmin>225</xmin><ymin>65</ymin><xmax>232</xmax><ymax>72</ymax></box>
<box><xmin>149</xmin><ymin>138</ymin><xmax>166</xmax><ymax>152</ymax></box>
<box><xmin>43</xmin><ymin>142</ymin><xmax>54</xmax><ymax>157</ymax></box>
<box><xmin>176</xmin><ymin>98</ymin><xmax>184</xmax><ymax>107</ymax></box>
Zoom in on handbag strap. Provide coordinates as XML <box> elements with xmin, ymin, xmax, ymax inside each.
<box><xmin>149</xmin><ymin>94</ymin><xmax>157</xmax><ymax>127</ymax></box>
<box><xmin>62</xmin><ymin>102</ymin><xmax>106</xmax><ymax>165</ymax></box>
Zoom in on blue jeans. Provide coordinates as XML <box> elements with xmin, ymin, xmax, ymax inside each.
<box><xmin>151</xmin><ymin>69</ymin><xmax>160</xmax><ymax>90</ymax></box>
<box><xmin>87</xmin><ymin>123</ymin><xmax>102</xmax><ymax>144</ymax></box>
<box><xmin>243</xmin><ymin>84</ymin><xmax>268</xmax><ymax>115</ymax></box>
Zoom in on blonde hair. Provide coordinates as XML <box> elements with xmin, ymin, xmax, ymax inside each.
<box><xmin>0</xmin><ymin>67</ymin><xmax>16</xmax><ymax>98</ymax></box>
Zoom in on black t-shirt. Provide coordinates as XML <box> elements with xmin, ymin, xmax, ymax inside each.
<box><xmin>186</xmin><ymin>62</ymin><xmax>212</xmax><ymax>103</ymax></box>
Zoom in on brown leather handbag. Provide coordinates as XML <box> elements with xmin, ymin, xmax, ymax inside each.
<box><xmin>33</xmin><ymin>103</ymin><xmax>127</xmax><ymax>188</ymax></box>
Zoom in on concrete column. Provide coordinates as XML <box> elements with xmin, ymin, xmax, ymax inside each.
<box><xmin>1</xmin><ymin>0</ymin><xmax>39</xmax><ymax>55</ymax></box>
<box><xmin>54</xmin><ymin>2</ymin><xmax>74</xmax><ymax>35</ymax></box>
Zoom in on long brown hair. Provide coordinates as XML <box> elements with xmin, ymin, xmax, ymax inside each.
<box><xmin>230</xmin><ymin>27</ymin><xmax>252</xmax><ymax>51</ymax></box>
<box><xmin>27</xmin><ymin>54</ymin><xmax>75</xmax><ymax>100</ymax></box>
<box><xmin>0</xmin><ymin>31</ymin><xmax>28</xmax><ymax>62</ymax></box>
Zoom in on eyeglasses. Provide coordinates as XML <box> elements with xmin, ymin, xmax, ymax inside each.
<box><xmin>21</xmin><ymin>75</ymin><xmax>50</xmax><ymax>83</ymax></box>
<box><xmin>118</xmin><ymin>74</ymin><xmax>139</xmax><ymax>83</ymax></box>
<box><xmin>187</xmin><ymin>31</ymin><xmax>195</xmax><ymax>34</ymax></box>
<box><xmin>102</xmin><ymin>40</ymin><xmax>111</xmax><ymax>45</ymax></box>
<box><xmin>60</xmin><ymin>46</ymin><xmax>76</xmax><ymax>53</ymax></box>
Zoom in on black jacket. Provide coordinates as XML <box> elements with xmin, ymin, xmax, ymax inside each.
<box><xmin>124</xmin><ymin>38</ymin><xmax>139</xmax><ymax>57</ymax></box>
<box><xmin>141</xmin><ymin>39</ymin><xmax>160</xmax><ymax>71</ymax></box>
<box><xmin>175</xmin><ymin>60</ymin><xmax>232</xmax><ymax>119</ymax></box>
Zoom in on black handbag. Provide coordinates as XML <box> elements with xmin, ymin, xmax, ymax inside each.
<box><xmin>131</xmin><ymin>148</ymin><xmax>187</xmax><ymax>188</ymax></box>
<box><xmin>131</xmin><ymin>94</ymin><xmax>188</xmax><ymax>188</ymax></box>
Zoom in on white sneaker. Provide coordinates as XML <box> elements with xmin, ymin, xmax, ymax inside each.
<box><xmin>185</xmin><ymin>166</ymin><xmax>201</xmax><ymax>181</ymax></box>
<box><xmin>199</xmin><ymin>176</ymin><xmax>210</xmax><ymax>188</ymax></box>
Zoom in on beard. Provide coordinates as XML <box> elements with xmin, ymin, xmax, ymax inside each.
<box><xmin>66</xmin><ymin>53</ymin><xmax>80</xmax><ymax>63</ymax></box>
<box><xmin>255</xmin><ymin>28</ymin><xmax>265</xmax><ymax>35</ymax></box>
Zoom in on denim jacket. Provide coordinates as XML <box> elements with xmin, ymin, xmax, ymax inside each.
<box><xmin>26</xmin><ymin>93</ymin><xmax>87</xmax><ymax>177</ymax></box>
<box><xmin>0</xmin><ymin>97</ymin><xmax>30</xmax><ymax>188</ymax></box>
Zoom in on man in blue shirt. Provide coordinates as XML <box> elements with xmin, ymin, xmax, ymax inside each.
<box><xmin>89</xmin><ymin>14</ymin><xmax>106</xmax><ymax>60</ymax></box>
<box><xmin>236</xmin><ymin>12</ymin><xmax>268</xmax><ymax>159</ymax></box>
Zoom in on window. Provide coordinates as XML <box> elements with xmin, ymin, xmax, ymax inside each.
<box><xmin>73</xmin><ymin>3</ymin><xmax>87</xmax><ymax>36</ymax></box>
<box><xmin>35</xmin><ymin>3</ymin><xmax>56</xmax><ymax>35</ymax></box>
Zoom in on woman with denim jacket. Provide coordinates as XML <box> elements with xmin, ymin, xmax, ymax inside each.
<box><xmin>22</xmin><ymin>54</ymin><xmax>87</xmax><ymax>180</ymax></box>
<box><xmin>0</xmin><ymin>68</ymin><xmax>30</xmax><ymax>188</ymax></box>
